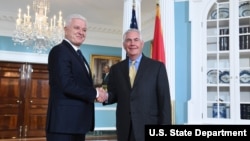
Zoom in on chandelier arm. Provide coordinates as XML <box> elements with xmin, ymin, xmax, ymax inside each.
<box><xmin>12</xmin><ymin>0</ymin><xmax>64</xmax><ymax>54</ymax></box>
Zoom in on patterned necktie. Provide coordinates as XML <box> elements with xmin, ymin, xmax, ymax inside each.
<box><xmin>77</xmin><ymin>50</ymin><xmax>90</xmax><ymax>73</ymax></box>
<box><xmin>129</xmin><ymin>60</ymin><xmax>136</xmax><ymax>87</ymax></box>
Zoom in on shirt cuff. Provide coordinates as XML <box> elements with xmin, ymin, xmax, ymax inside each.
<box><xmin>96</xmin><ymin>88</ymin><xmax>99</xmax><ymax>98</ymax></box>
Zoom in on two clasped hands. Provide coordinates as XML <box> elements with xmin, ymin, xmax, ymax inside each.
<box><xmin>96</xmin><ymin>87</ymin><xmax>108</xmax><ymax>102</ymax></box>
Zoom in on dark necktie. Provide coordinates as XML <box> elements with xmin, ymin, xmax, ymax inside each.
<box><xmin>77</xmin><ymin>50</ymin><xmax>90</xmax><ymax>73</ymax></box>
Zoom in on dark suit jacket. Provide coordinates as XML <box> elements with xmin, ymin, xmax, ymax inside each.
<box><xmin>46</xmin><ymin>40</ymin><xmax>96</xmax><ymax>135</ymax></box>
<box><xmin>102</xmin><ymin>73</ymin><xmax>109</xmax><ymax>85</ymax></box>
<box><xmin>104</xmin><ymin>54</ymin><xmax>172</xmax><ymax>141</ymax></box>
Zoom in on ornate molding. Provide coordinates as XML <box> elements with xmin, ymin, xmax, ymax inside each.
<box><xmin>0</xmin><ymin>11</ymin><xmax>154</xmax><ymax>47</ymax></box>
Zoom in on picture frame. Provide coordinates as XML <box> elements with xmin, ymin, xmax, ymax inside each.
<box><xmin>90</xmin><ymin>54</ymin><xmax>121</xmax><ymax>87</ymax></box>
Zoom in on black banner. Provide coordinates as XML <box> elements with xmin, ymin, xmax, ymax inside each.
<box><xmin>145</xmin><ymin>125</ymin><xmax>249</xmax><ymax>140</ymax></box>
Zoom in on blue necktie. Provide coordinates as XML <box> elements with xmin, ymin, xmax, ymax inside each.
<box><xmin>77</xmin><ymin>50</ymin><xmax>90</xmax><ymax>73</ymax></box>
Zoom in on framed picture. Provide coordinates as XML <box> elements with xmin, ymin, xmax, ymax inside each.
<box><xmin>90</xmin><ymin>54</ymin><xmax>121</xmax><ymax>87</ymax></box>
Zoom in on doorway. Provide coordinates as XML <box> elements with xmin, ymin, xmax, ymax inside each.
<box><xmin>0</xmin><ymin>62</ymin><xmax>49</xmax><ymax>139</ymax></box>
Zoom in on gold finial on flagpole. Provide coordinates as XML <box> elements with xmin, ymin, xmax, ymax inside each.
<box><xmin>156</xmin><ymin>0</ymin><xmax>159</xmax><ymax>5</ymax></box>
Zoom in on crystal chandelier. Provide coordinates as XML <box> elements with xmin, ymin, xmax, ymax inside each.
<box><xmin>12</xmin><ymin>0</ymin><xmax>64</xmax><ymax>53</ymax></box>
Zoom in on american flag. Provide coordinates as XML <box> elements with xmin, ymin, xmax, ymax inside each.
<box><xmin>130</xmin><ymin>5</ymin><xmax>138</xmax><ymax>29</ymax></box>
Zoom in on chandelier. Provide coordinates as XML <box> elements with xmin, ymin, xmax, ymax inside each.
<box><xmin>12</xmin><ymin>0</ymin><xmax>64</xmax><ymax>53</ymax></box>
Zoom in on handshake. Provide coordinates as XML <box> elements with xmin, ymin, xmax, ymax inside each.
<box><xmin>96</xmin><ymin>87</ymin><xmax>108</xmax><ymax>102</ymax></box>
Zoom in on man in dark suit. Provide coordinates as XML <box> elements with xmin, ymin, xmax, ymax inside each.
<box><xmin>103</xmin><ymin>28</ymin><xmax>172</xmax><ymax>141</ymax></box>
<box><xmin>101</xmin><ymin>64</ymin><xmax>110</xmax><ymax>85</ymax></box>
<box><xmin>46</xmin><ymin>14</ymin><xmax>106</xmax><ymax>141</ymax></box>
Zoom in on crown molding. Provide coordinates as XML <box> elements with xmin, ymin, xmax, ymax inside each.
<box><xmin>0</xmin><ymin>10</ymin><xmax>155</xmax><ymax>48</ymax></box>
<box><xmin>0</xmin><ymin>50</ymin><xmax>48</xmax><ymax>64</ymax></box>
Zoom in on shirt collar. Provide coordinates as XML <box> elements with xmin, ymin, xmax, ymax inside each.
<box><xmin>64</xmin><ymin>39</ymin><xmax>79</xmax><ymax>51</ymax></box>
<box><xmin>129</xmin><ymin>54</ymin><xmax>142</xmax><ymax>64</ymax></box>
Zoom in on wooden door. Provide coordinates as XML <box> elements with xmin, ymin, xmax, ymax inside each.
<box><xmin>0</xmin><ymin>62</ymin><xmax>49</xmax><ymax>139</ymax></box>
<box><xmin>22</xmin><ymin>63</ymin><xmax>49</xmax><ymax>137</ymax></box>
<box><xmin>0</xmin><ymin>62</ymin><xmax>24</xmax><ymax>139</ymax></box>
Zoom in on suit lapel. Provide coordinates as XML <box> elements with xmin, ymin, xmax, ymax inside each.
<box><xmin>120</xmin><ymin>59</ymin><xmax>131</xmax><ymax>88</ymax></box>
<box><xmin>77</xmin><ymin>52</ymin><xmax>92</xmax><ymax>79</ymax></box>
<box><xmin>76</xmin><ymin>52</ymin><xmax>92</xmax><ymax>80</ymax></box>
<box><xmin>131</xmin><ymin>55</ymin><xmax>147</xmax><ymax>88</ymax></box>
<box><xmin>63</xmin><ymin>40</ymin><xmax>93</xmax><ymax>82</ymax></box>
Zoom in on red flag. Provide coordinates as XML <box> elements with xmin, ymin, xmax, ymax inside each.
<box><xmin>152</xmin><ymin>3</ymin><xmax>165</xmax><ymax>65</ymax></box>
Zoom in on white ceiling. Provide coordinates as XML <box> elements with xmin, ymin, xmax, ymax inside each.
<box><xmin>0</xmin><ymin>0</ymin><xmax>156</xmax><ymax>48</ymax></box>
